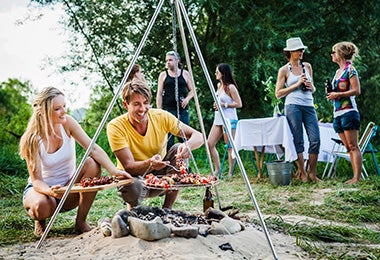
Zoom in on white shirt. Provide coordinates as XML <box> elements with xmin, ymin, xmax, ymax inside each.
<box><xmin>213</xmin><ymin>90</ymin><xmax>238</xmax><ymax>126</ymax></box>
<box><xmin>284</xmin><ymin>63</ymin><xmax>314</xmax><ymax>107</ymax></box>
<box><xmin>28</xmin><ymin>124</ymin><xmax>76</xmax><ymax>186</ymax></box>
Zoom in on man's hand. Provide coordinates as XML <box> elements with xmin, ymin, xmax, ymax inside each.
<box><xmin>149</xmin><ymin>154</ymin><xmax>170</xmax><ymax>171</ymax></box>
<box><xmin>176</xmin><ymin>143</ymin><xmax>191</xmax><ymax>159</ymax></box>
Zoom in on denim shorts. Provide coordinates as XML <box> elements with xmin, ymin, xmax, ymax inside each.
<box><xmin>22</xmin><ymin>183</ymin><xmax>65</xmax><ymax>211</ymax></box>
<box><xmin>333</xmin><ymin>110</ymin><xmax>360</xmax><ymax>133</ymax></box>
<box><xmin>223</xmin><ymin>119</ymin><xmax>238</xmax><ymax>132</ymax></box>
<box><xmin>22</xmin><ymin>183</ymin><xmax>33</xmax><ymax>201</ymax></box>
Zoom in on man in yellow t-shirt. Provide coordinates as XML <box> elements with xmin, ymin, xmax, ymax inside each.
<box><xmin>107</xmin><ymin>79</ymin><xmax>203</xmax><ymax>209</ymax></box>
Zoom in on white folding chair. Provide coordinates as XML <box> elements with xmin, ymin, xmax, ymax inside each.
<box><xmin>322</xmin><ymin>138</ymin><xmax>345</xmax><ymax>179</ymax></box>
<box><xmin>328</xmin><ymin>122</ymin><xmax>378</xmax><ymax>179</ymax></box>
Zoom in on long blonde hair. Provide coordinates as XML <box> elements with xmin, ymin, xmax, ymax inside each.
<box><xmin>19</xmin><ymin>87</ymin><xmax>64</xmax><ymax>172</ymax></box>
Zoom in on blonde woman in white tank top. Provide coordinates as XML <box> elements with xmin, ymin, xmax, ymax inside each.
<box><xmin>20</xmin><ymin>87</ymin><xmax>132</xmax><ymax>236</ymax></box>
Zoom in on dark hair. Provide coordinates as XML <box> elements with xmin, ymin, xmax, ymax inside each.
<box><xmin>283</xmin><ymin>51</ymin><xmax>291</xmax><ymax>60</ymax></box>
<box><xmin>127</xmin><ymin>64</ymin><xmax>141</xmax><ymax>82</ymax></box>
<box><xmin>217</xmin><ymin>63</ymin><xmax>238</xmax><ymax>88</ymax></box>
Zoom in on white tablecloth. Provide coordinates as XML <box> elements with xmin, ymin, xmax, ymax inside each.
<box><xmin>303</xmin><ymin>122</ymin><xmax>343</xmax><ymax>162</ymax></box>
<box><xmin>232</xmin><ymin>116</ymin><xmax>298</xmax><ymax>162</ymax></box>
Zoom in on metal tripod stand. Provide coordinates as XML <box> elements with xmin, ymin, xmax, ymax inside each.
<box><xmin>36</xmin><ymin>1</ymin><xmax>278</xmax><ymax>259</ymax></box>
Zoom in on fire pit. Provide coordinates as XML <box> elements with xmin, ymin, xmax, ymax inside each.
<box><xmin>99</xmin><ymin>205</ymin><xmax>244</xmax><ymax>241</ymax></box>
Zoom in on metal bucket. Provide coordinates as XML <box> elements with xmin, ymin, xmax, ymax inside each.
<box><xmin>266</xmin><ymin>161</ymin><xmax>292</xmax><ymax>186</ymax></box>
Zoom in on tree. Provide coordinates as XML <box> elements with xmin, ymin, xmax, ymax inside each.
<box><xmin>0</xmin><ymin>79</ymin><xmax>34</xmax><ymax>176</ymax></box>
<box><xmin>31</xmin><ymin>0</ymin><xmax>380</xmax><ymax>144</ymax></box>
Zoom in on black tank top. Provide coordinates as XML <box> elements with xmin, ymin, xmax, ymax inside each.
<box><xmin>162</xmin><ymin>69</ymin><xmax>188</xmax><ymax>110</ymax></box>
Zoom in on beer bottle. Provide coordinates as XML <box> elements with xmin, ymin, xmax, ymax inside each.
<box><xmin>203</xmin><ymin>187</ymin><xmax>214</xmax><ymax>212</ymax></box>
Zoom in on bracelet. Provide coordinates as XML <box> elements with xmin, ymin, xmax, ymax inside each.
<box><xmin>224</xmin><ymin>102</ymin><xmax>228</xmax><ymax>108</ymax></box>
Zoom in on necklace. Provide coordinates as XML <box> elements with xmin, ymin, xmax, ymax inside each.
<box><xmin>288</xmin><ymin>60</ymin><xmax>305</xmax><ymax>74</ymax></box>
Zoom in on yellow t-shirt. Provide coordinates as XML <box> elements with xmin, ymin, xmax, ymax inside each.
<box><xmin>107</xmin><ymin>109</ymin><xmax>182</xmax><ymax>169</ymax></box>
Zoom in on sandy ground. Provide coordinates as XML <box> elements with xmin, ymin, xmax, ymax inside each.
<box><xmin>0</xmin><ymin>222</ymin><xmax>309</xmax><ymax>260</ymax></box>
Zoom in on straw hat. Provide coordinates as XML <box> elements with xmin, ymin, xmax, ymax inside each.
<box><xmin>283</xmin><ymin>37</ymin><xmax>308</xmax><ymax>51</ymax></box>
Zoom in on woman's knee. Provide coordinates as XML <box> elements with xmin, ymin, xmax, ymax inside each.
<box><xmin>207</xmin><ymin>141</ymin><xmax>215</xmax><ymax>150</ymax></box>
<box><xmin>27</xmin><ymin>197</ymin><xmax>55</xmax><ymax>220</ymax></box>
<box><xmin>83</xmin><ymin>157</ymin><xmax>101</xmax><ymax>177</ymax></box>
<box><xmin>347</xmin><ymin>143</ymin><xmax>360</xmax><ymax>153</ymax></box>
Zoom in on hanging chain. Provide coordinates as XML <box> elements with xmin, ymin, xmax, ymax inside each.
<box><xmin>166</xmin><ymin>0</ymin><xmax>180</xmax><ymax>147</ymax></box>
<box><xmin>168</xmin><ymin>0</ymin><xmax>200</xmax><ymax>174</ymax></box>
<box><xmin>171</xmin><ymin>2</ymin><xmax>180</xmax><ymax>125</ymax></box>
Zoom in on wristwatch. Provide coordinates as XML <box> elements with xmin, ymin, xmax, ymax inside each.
<box><xmin>224</xmin><ymin>103</ymin><xmax>228</xmax><ymax>108</ymax></box>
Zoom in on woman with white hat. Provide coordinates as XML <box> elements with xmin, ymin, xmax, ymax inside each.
<box><xmin>275</xmin><ymin>37</ymin><xmax>321</xmax><ymax>182</ymax></box>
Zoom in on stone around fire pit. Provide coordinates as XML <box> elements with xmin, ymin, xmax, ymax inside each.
<box><xmin>128</xmin><ymin>216</ymin><xmax>171</xmax><ymax>241</ymax></box>
<box><xmin>111</xmin><ymin>214</ymin><xmax>129</xmax><ymax>238</ymax></box>
<box><xmin>170</xmin><ymin>225</ymin><xmax>199</xmax><ymax>238</ymax></box>
<box><xmin>110</xmin><ymin>208</ymin><xmax>140</xmax><ymax>238</ymax></box>
<box><xmin>209</xmin><ymin>216</ymin><xmax>244</xmax><ymax>235</ymax></box>
<box><xmin>98</xmin><ymin>218</ymin><xmax>112</xmax><ymax>237</ymax></box>
<box><xmin>103</xmin><ymin>206</ymin><xmax>244</xmax><ymax>241</ymax></box>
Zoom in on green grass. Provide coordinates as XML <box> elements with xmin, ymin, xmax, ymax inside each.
<box><xmin>1</xmin><ymin>154</ymin><xmax>380</xmax><ymax>259</ymax></box>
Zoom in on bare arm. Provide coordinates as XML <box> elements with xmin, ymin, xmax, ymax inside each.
<box><xmin>66</xmin><ymin>116</ymin><xmax>132</xmax><ymax>179</ymax></box>
<box><xmin>28</xmin><ymin>161</ymin><xmax>62</xmax><ymax>197</ymax></box>
<box><xmin>113</xmin><ymin>147</ymin><xmax>170</xmax><ymax>176</ymax></box>
<box><xmin>156</xmin><ymin>72</ymin><xmax>166</xmax><ymax>109</ymax></box>
<box><xmin>221</xmin><ymin>84</ymin><xmax>242</xmax><ymax>108</ymax></box>
<box><xmin>327</xmin><ymin>72</ymin><xmax>361</xmax><ymax>100</ymax></box>
<box><xmin>175</xmin><ymin>123</ymin><xmax>204</xmax><ymax>158</ymax></box>
<box><xmin>275</xmin><ymin>65</ymin><xmax>304</xmax><ymax>99</ymax></box>
<box><xmin>181</xmin><ymin>70</ymin><xmax>194</xmax><ymax>109</ymax></box>
<box><xmin>113</xmin><ymin>147</ymin><xmax>149</xmax><ymax>176</ymax></box>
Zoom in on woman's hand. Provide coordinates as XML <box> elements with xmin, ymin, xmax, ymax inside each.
<box><xmin>181</xmin><ymin>97</ymin><xmax>189</xmax><ymax>109</ymax></box>
<box><xmin>213</xmin><ymin>102</ymin><xmax>218</xmax><ymax>111</ymax></box>
<box><xmin>326</xmin><ymin>92</ymin><xmax>339</xmax><ymax>100</ymax></box>
<box><xmin>50</xmin><ymin>185</ymin><xmax>64</xmax><ymax>199</ymax></box>
<box><xmin>298</xmin><ymin>73</ymin><xmax>307</xmax><ymax>87</ymax></box>
<box><xmin>112</xmin><ymin>169</ymin><xmax>133</xmax><ymax>180</ymax></box>
<box><xmin>303</xmin><ymin>80</ymin><xmax>315</xmax><ymax>92</ymax></box>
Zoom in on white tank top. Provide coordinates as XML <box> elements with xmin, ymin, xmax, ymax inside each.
<box><xmin>213</xmin><ymin>90</ymin><xmax>238</xmax><ymax>126</ymax></box>
<box><xmin>284</xmin><ymin>63</ymin><xmax>314</xmax><ymax>107</ymax></box>
<box><xmin>28</xmin><ymin>125</ymin><xmax>76</xmax><ymax>186</ymax></box>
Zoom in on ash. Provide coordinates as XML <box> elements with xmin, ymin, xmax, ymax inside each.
<box><xmin>130</xmin><ymin>205</ymin><xmax>210</xmax><ymax>227</ymax></box>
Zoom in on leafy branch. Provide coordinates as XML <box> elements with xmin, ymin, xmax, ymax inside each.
<box><xmin>262</xmin><ymin>76</ymin><xmax>282</xmax><ymax>108</ymax></box>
